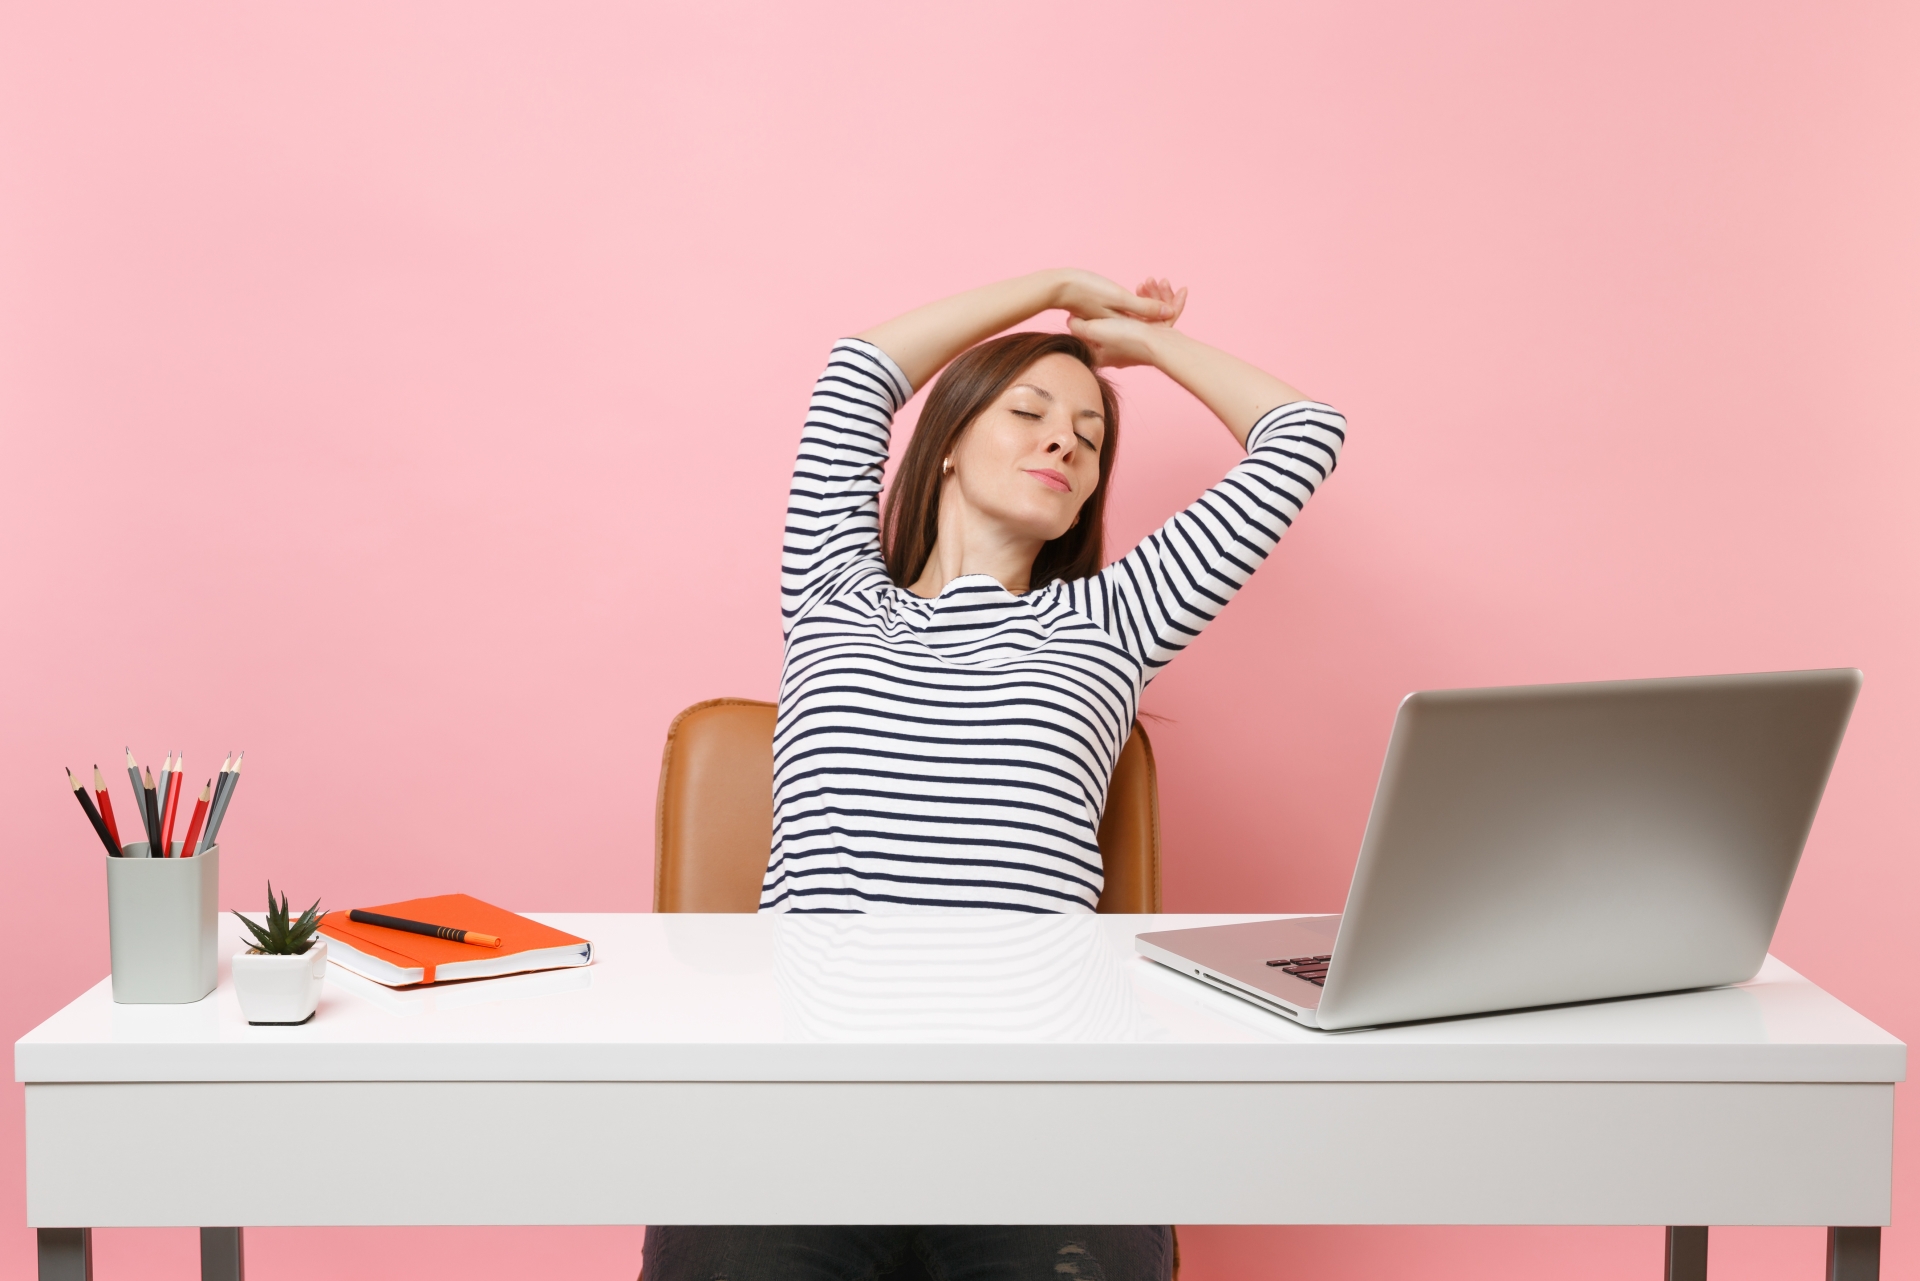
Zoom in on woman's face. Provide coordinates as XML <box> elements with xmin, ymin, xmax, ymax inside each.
<box><xmin>943</xmin><ymin>353</ymin><xmax>1106</xmax><ymax>548</ymax></box>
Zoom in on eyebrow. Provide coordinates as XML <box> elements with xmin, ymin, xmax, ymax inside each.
<box><xmin>1012</xmin><ymin>383</ymin><xmax>1106</xmax><ymax>423</ymax></box>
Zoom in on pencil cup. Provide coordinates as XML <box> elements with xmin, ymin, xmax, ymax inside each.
<box><xmin>105</xmin><ymin>843</ymin><xmax>220</xmax><ymax>1003</ymax></box>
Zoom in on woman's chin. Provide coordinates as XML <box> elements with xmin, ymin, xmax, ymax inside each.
<box><xmin>979</xmin><ymin>506</ymin><xmax>1075</xmax><ymax>546</ymax></box>
<box><xmin>1021</xmin><ymin>520</ymin><xmax>1076</xmax><ymax>545</ymax></box>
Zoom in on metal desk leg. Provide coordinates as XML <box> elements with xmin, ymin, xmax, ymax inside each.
<box><xmin>201</xmin><ymin>1227</ymin><xmax>246</xmax><ymax>1281</ymax></box>
<box><xmin>1663</xmin><ymin>1226</ymin><xmax>1707</xmax><ymax>1281</ymax></box>
<box><xmin>37</xmin><ymin>1228</ymin><xmax>93</xmax><ymax>1281</ymax></box>
<box><xmin>1826</xmin><ymin>1227</ymin><xmax>1879</xmax><ymax>1281</ymax></box>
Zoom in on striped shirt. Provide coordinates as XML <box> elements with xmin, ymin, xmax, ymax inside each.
<box><xmin>761</xmin><ymin>339</ymin><xmax>1345</xmax><ymax>914</ymax></box>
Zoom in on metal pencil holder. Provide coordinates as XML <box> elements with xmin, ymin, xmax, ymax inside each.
<box><xmin>105</xmin><ymin>843</ymin><xmax>220</xmax><ymax>1003</ymax></box>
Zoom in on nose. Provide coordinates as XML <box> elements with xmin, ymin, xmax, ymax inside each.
<box><xmin>1043</xmin><ymin>421</ymin><xmax>1077</xmax><ymax>464</ymax></box>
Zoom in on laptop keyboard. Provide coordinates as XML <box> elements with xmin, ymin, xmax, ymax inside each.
<box><xmin>1266</xmin><ymin>954</ymin><xmax>1333</xmax><ymax>986</ymax></box>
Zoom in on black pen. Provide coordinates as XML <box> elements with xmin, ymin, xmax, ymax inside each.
<box><xmin>348</xmin><ymin>909</ymin><xmax>502</xmax><ymax>948</ymax></box>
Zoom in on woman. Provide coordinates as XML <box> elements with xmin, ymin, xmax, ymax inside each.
<box><xmin>645</xmin><ymin>270</ymin><xmax>1344</xmax><ymax>1280</ymax></box>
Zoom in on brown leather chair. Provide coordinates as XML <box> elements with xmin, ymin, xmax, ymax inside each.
<box><xmin>654</xmin><ymin>697</ymin><xmax>1162</xmax><ymax>913</ymax></box>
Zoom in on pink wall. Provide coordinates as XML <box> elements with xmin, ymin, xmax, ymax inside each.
<box><xmin>3</xmin><ymin>2</ymin><xmax>1916</xmax><ymax>1277</ymax></box>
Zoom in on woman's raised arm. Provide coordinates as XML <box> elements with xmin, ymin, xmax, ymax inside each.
<box><xmin>857</xmin><ymin>269</ymin><xmax>1175</xmax><ymax>391</ymax></box>
<box><xmin>1069</xmin><ymin>292</ymin><xmax>1309</xmax><ymax>450</ymax></box>
<box><xmin>1060</xmin><ymin>293</ymin><xmax>1346</xmax><ymax>676</ymax></box>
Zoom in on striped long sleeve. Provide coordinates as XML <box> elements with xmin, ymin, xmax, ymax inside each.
<box><xmin>780</xmin><ymin>339</ymin><xmax>913</xmax><ymax>636</ymax></box>
<box><xmin>1061</xmin><ymin>401</ymin><xmax>1346</xmax><ymax>677</ymax></box>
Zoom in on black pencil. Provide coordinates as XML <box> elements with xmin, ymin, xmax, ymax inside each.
<box><xmin>126</xmin><ymin>749</ymin><xmax>155</xmax><ymax>848</ymax></box>
<box><xmin>68</xmin><ymin>769</ymin><xmax>121</xmax><ymax>857</ymax></box>
<box><xmin>143</xmin><ymin>766</ymin><xmax>163</xmax><ymax>856</ymax></box>
<box><xmin>205</xmin><ymin>750</ymin><xmax>243</xmax><ymax>846</ymax></box>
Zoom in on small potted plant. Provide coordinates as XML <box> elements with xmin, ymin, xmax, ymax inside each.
<box><xmin>231</xmin><ymin>884</ymin><xmax>327</xmax><ymax>1025</ymax></box>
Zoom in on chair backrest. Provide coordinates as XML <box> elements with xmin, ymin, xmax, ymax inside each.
<box><xmin>653</xmin><ymin>698</ymin><xmax>1162</xmax><ymax>913</ymax></box>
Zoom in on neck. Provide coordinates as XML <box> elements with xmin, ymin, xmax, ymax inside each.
<box><xmin>907</xmin><ymin>507</ymin><xmax>1043</xmax><ymax>598</ymax></box>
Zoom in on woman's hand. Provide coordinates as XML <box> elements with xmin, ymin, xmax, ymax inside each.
<box><xmin>860</xmin><ymin>270</ymin><xmax>1306</xmax><ymax>451</ymax></box>
<box><xmin>856</xmin><ymin>271</ymin><xmax>1181</xmax><ymax>391</ymax></box>
<box><xmin>1068</xmin><ymin>277</ymin><xmax>1189</xmax><ymax>369</ymax></box>
<box><xmin>1049</xmin><ymin>270</ymin><xmax>1183</xmax><ymax>326</ymax></box>
<box><xmin>1075</xmin><ymin>278</ymin><xmax>1309</xmax><ymax>449</ymax></box>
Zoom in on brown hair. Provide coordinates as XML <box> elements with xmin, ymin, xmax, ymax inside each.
<box><xmin>882</xmin><ymin>332</ymin><xmax>1120</xmax><ymax>592</ymax></box>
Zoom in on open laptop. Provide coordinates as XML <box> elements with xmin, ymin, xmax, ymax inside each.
<box><xmin>1136</xmin><ymin>669</ymin><xmax>1860</xmax><ymax>1031</ymax></box>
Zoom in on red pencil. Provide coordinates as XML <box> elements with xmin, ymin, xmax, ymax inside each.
<box><xmin>159</xmin><ymin>757</ymin><xmax>184</xmax><ymax>857</ymax></box>
<box><xmin>92</xmin><ymin>765</ymin><xmax>122</xmax><ymax>849</ymax></box>
<box><xmin>179</xmin><ymin>781</ymin><xmax>212</xmax><ymax>859</ymax></box>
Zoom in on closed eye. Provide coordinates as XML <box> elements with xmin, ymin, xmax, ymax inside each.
<box><xmin>1075</xmin><ymin>432</ymin><xmax>1100</xmax><ymax>451</ymax></box>
<box><xmin>1012</xmin><ymin>410</ymin><xmax>1042</xmax><ymax>420</ymax></box>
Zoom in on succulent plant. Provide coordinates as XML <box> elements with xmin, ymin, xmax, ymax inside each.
<box><xmin>234</xmin><ymin>882</ymin><xmax>324</xmax><ymax>956</ymax></box>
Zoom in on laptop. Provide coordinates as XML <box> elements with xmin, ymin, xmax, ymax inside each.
<box><xmin>1136</xmin><ymin>668</ymin><xmax>1861</xmax><ymax>1031</ymax></box>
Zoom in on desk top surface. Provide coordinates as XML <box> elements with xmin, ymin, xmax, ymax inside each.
<box><xmin>16</xmin><ymin>913</ymin><xmax>1905</xmax><ymax>1085</ymax></box>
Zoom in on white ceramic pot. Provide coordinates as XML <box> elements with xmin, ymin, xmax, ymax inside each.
<box><xmin>231</xmin><ymin>938</ymin><xmax>327</xmax><ymax>1025</ymax></box>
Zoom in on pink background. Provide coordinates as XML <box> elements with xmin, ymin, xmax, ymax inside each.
<box><xmin>3</xmin><ymin>1</ymin><xmax>1916</xmax><ymax>1277</ymax></box>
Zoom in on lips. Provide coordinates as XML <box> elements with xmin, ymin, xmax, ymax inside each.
<box><xmin>1025</xmin><ymin>468</ymin><xmax>1071</xmax><ymax>493</ymax></box>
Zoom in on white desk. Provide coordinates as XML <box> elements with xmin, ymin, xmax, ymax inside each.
<box><xmin>17</xmin><ymin>913</ymin><xmax>1904</xmax><ymax>1280</ymax></box>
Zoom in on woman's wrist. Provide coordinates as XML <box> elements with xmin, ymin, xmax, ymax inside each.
<box><xmin>1138</xmin><ymin>324</ymin><xmax>1188</xmax><ymax>371</ymax></box>
<box><xmin>1031</xmin><ymin>268</ymin><xmax>1078</xmax><ymax>314</ymax></box>
<box><xmin>1147</xmin><ymin>328</ymin><xmax>1308</xmax><ymax>449</ymax></box>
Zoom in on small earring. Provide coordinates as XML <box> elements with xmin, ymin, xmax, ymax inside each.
<box><xmin>941</xmin><ymin>458</ymin><xmax>953</xmax><ymax>476</ymax></box>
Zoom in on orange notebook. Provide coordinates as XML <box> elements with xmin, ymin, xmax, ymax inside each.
<box><xmin>318</xmin><ymin>894</ymin><xmax>593</xmax><ymax>988</ymax></box>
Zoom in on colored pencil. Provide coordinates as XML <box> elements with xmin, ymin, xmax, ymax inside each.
<box><xmin>126</xmin><ymin>749</ymin><xmax>155</xmax><ymax>848</ymax></box>
<box><xmin>209</xmin><ymin>753</ymin><xmax>233</xmax><ymax>833</ymax></box>
<box><xmin>92</xmin><ymin>765</ymin><xmax>121</xmax><ymax>849</ymax></box>
<box><xmin>158</xmin><ymin>753</ymin><xmax>175</xmax><ymax>830</ymax></box>
<box><xmin>68</xmin><ymin>769</ymin><xmax>121</xmax><ymax>857</ymax></box>
<box><xmin>142</xmin><ymin>766</ymin><xmax>162</xmax><ymax>856</ymax></box>
<box><xmin>348</xmin><ymin>909</ymin><xmax>502</xmax><ymax>948</ymax></box>
<box><xmin>179</xmin><ymin>781</ymin><xmax>212</xmax><ymax>859</ymax></box>
<box><xmin>206</xmin><ymin>750</ymin><xmax>243</xmax><ymax>845</ymax></box>
<box><xmin>159</xmin><ymin>759</ymin><xmax>184</xmax><ymax>858</ymax></box>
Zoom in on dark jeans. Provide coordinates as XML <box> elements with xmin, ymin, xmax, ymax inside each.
<box><xmin>642</xmin><ymin>1226</ymin><xmax>1174</xmax><ymax>1281</ymax></box>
